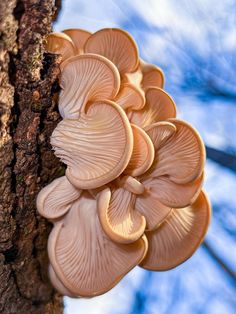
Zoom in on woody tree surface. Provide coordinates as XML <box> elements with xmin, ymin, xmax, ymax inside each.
<box><xmin>0</xmin><ymin>0</ymin><xmax>63</xmax><ymax>313</ymax></box>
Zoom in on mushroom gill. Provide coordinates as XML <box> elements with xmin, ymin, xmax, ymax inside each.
<box><xmin>51</xmin><ymin>100</ymin><xmax>133</xmax><ymax>189</ymax></box>
<box><xmin>84</xmin><ymin>28</ymin><xmax>139</xmax><ymax>74</ymax></box>
<box><xmin>48</xmin><ymin>191</ymin><xmax>148</xmax><ymax>297</ymax></box>
<box><xmin>140</xmin><ymin>190</ymin><xmax>211</xmax><ymax>270</ymax></box>
<box><xmin>58</xmin><ymin>54</ymin><xmax>120</xmax><ymax>118</ymax></box>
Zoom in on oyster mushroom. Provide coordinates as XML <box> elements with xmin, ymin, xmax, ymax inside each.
<box><xmin>141</xmin><ymin>190</ymin><xmax>211</xmax><ymax>270</ymax></box>
<box><xmin>51</xmin><ymin>100</ymin><xmax>134</xmax><ymax>189</ymax></box>
<box><xmin>63</xmin><ymin>29</ymin><xmax>91</xmax><ymax>54</ymax></box>
<box><xmin>84</xmin><ymin>28</ymin><xmax>146</xmax><ymax>111</ymax></box>
<box><xmin>124</xmin><ymin>124</ymin><xmax>155</xmax><ymax>177</ymax></box>
<box><xmin>84</xmin><ymin>28</ymin><xmax>139</xmax><ymax>74</ymax></box>
<box><xmin>128</xmin><ymin>87</ymin><xmax>177</xmax><ymax>129</ymax></box>
<box><xmin>37</xmin><ymin>26</ymin><xmax>211</xmax><ymax>298</ymax></box>
<box><xmin>45</xmin><ymin>32</ymin><xmax>76</xmax><ymax>62</ymax></box>
<box><xmin>58</xmin><ymin>53</ymin><xmax>120</xmax><ymax>118</ymax></box>
<box><xmin>37</xmin><ymin>176</ymin><xmax>81</xmax><ymax>220</ymax></box>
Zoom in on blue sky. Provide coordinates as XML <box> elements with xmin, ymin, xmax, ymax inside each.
<box><xmin>54</xmin><ymin>1</ymin><xmax>236</xmax><ymax>313</ymax></box>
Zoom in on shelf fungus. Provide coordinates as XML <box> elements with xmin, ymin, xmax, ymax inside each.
<box><xmin>38</xmin><ymin>28</ymin><xmax>211</xmax><ymax>297</ymax></box>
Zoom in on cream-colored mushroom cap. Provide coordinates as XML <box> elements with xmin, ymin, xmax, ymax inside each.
<box><xmin>45</xmin><ymin>32</ymin><xmax>76</xmax><ymax>62</ymax></box>
<box><xmin>129</xmin><ymin>88</ymin><xmax>177</xmax><ymax>129</ymax></box>
<box><xmin>51</xmin><ymin>100</ymin><xmax>134</xmax><ymax>189</ymax></box>
<box><xmin>98</xmin><ymin>180</ymin><xmax>146</xmax><ymax>244</ymax></box>
<box><xmin>140</xmin><ymin>190</ymin><xmax>211</xmax><ymax>270</ymax></box>
<box><xmin>84</xmin><ymin>28</ymin><xmax>139</xmax><ymax>74</ymax></box>
<box><xmin>58</xmin><ymin>53</ymin><xmax>121</xmax><ymax>118</ymax></box>
<box><xmin>63</xmin><ymin>28</ymin><xmax>91</xmax><ymax>54</ymax></box>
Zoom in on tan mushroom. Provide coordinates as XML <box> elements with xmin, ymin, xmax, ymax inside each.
<box><xmin>58</xmin><ymin>54</ymin><xmax>120</xmax><ymax>118</ymax></box>
<box><xmin>51</xmin><ymin>100</ymin><xmax>133</xmax><ymax>189</ymax></box>
<box><xmin>128</xmin><ymin>87</ymin><xmax>177</xmax><ymax>129</ymax></box>
<box><xmin>98</xmin><ymin>185</ymin><xmax>146</xmax><ymax>244</ymax></box>
<box><xmin>140</xmin><ymin>190</ymin><xmax>211</xmax><ymax>270</ymax></box>
<box><xmin>45</xmin><ymin>32</ymin><xmax>76</xmax><ymax>62</ymax></box>
<box><xmin>124</xmin><ymin>124</ymin><xmax>155</xmax><ymax>177</ymax></box>
<box><xmin>84</xmin><ymin>28</ymin><xmax>139</xmax><ymax>74</ymax></box>
<box><xmin>37</xmin><ymin>176</ymin><xmax>81</xmax><ymax>220</ymax></box>
<box><xmin>145</xmin><ymin>119</ymin><xmax>205</xmax><ymax>183</ymax></box>
<box><xmin>140</xmin><ymin>59</ymin><xmax>164</xmax><ymax>89</ymax></box>
<box><xmin>63</xmin><ymin>28</ymin><xmax>91</xmax><ymax>54</ymax></box>
<box><xmin>115</xmin><ymin>83</ymin><xmax>145</xmax><ymax>111</ymax></box>
<box><xmin>49</xmin><ymin>264</ymin><xmax>76</xmax><ymax>298</ymax></box>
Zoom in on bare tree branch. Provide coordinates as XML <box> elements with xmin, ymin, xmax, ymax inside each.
<box><xmin>206</xmin><ymin>146</ymin><xmax>236</xmax><ymax>172</ymax></box>
<box><xmin>202</xmin><ymin>241</ymin><xmax>236</xmax><ymax>284</ymax></box>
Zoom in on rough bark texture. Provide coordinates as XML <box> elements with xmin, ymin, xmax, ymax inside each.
<box><xmin>0</xmin><ymin>0</ymin><xmax>64</xmax><ymax>313</ymax></box>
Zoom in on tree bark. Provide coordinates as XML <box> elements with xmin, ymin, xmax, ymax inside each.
<box><xmin>0</xmin><ymin>0</ymin><xmax>64</xmax><ymax>312</ymax></box>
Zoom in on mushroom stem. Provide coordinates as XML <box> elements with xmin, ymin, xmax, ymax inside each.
<box><xmin>118</xmin><ymin>176</ymin><xmax>145</xmax><ymax>195</ymax></box>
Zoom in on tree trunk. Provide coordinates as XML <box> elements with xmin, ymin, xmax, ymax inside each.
<box><xmin>0</xmin><ymin>0</ymin><xmax>64</xmax><ymax>312</ymax></box>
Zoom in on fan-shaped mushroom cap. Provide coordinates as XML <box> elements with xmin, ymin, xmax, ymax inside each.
<box><xmin>84</xmin><ymin>28</ymin><xmax>139</xmax><ymax>74</ymax></box>
<box><xmin>63</xmin><ymin>29</ymin><xmax>91</xmax><ymax>54</ymax></box>
<box><xmin>51</xmin><ymin>100</ymin><xmax>133</xmax><ymax>190</ymax></box>
<box><xmin>128</xmin><ymin>88</ymin><xmax>176</xmax><ymax>129</ymax></box>
<box><xmin>144</xmin><ymin>121</ymin><xmax>176</xmax><ymax>150</ymax></box>
<box><xmin>125</xmin><ymin>124</ymin><xmax>155</xmax><ymax>177</ymax></box>
<box><xmin>36</xmin><ymin>176</ymin><xmax>81</xmax><ymax>220</ymax></box>
<box><xmin>46</xmin><ymin>32</ymin><xmax>76</xmax><ymax>62</ymax></box>
<box><xmin>59</xmin><ymin>54</ymin><xmax>120</xmax><ymax>119</ymax></box>
<box><xmin>140</xmin><ymin>59</ymin><xmax>164</xmax><ymax>89</ymax></box>
<box><xmin>140</xmin><ymin>190</ymin><xmax>211</xmax><ymax>270</ymax></box>
<box><xmin>147</xmin><ymin>119</ymin><xmax>205</xmax><ymax>184</ymax></box>
<box><xmin>115</xmin><ymin>83</ymin><xmax>145</xmax><ymax>111</ymax></box>
<box><xmin>48</xmin><ymin>191</ymin><xmax>148</xmax><ymax>297</ymax></box>
<box><xmin>98</xmin><ymin>186</ymin><xmax>146</xmax><ymax>244</ymax></box>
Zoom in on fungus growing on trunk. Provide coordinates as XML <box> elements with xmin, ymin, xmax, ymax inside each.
<box><xmin>38</xmin><ymin>27</ymin><xmax>211</xmax><ymax>298</ymax></box>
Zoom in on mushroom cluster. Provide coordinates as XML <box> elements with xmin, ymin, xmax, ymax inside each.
<box><xmin>37</xmin><ymin>28</ymin><xmax>211</xmax><ymax>298</ymax></box>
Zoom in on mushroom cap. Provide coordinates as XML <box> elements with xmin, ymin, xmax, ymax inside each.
<box><xmin>84</xmin><ymin>28</ymin><xmax>139</xmax><ymax>74</ymax></box>
<box><xmin>125</xmin><ymin>124</ymin><xmax>155</xmax><ymax>177</ymax></box>
<box><xmin>58</xmin><ymin>53</ymin><xmax>120</xmax><ymax>118</ymax></box>
<box><xmin>36</xmin><ymin>176</ymin><xmax>81</xmax><ymax>220</ymax></box>
<box><xmin>45</xmin><ymin>32</ymin><xmax>76</xmax><ymax>62</ymax></box>
<box><xmin>128</xmin><ymin>87</ymin><xmax>177</xmax><ymax>129</ymax></box>
<box><xmin>140</xmin><ymin>190</ymin><xmax>211</xmax><ymax>270</ymax></box>
<box><xmin>98</xmin><ymin>185</ymin><xmax>146</xmax><ymax>244</ymax></box>
<box><xmin>63</xmin><ymin>28</ymin><xmax>91</xmax><ymax>53</ymax></box>
<box><xmin>140</xmin><ymin>59</ymin><xmax>164</xmax><ymax>89</ymax></box>
<box><xmin>115</xmin><ymin>83</ymin><xmax>145</xmax><ymax>111</ymax></box>
<box><xmin>148</xmin><ymin>119</ymin><xmax>206</xmax><ymax>184</ymax></box>
<box><xmin>48</xmin><ymin>191</ymin><xmax>148</xmax><ymax>297</ymax></box>
<box><xmin>51</xmin><ymin>100</ymin><xmax>134</xmax><ymax>189</ymax></box>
